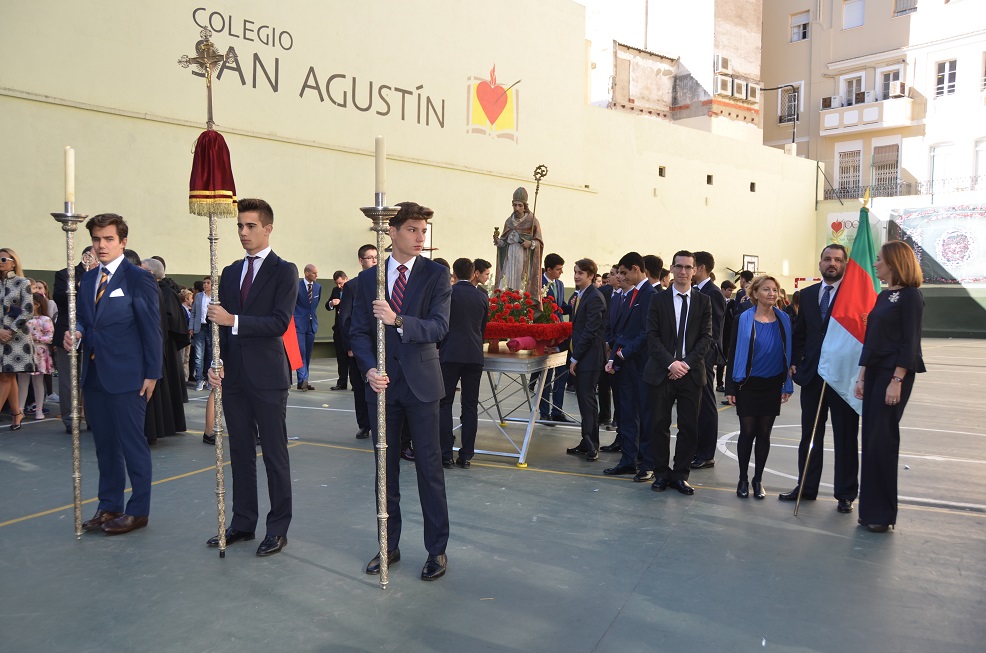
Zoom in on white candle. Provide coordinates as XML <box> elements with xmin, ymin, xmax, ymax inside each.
<box><xmin>65</xmin><ymin>146</ymin><xmax>76</xmax><ymax>204</ymax></box>
<box><xmin>374</xmin><ymin>136</ymin><xmax>386</xmax><ymax>195</ymax></box>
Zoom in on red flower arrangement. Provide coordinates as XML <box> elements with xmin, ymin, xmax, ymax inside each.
<box><xmin>484</xmin><ymin>288</ymin><xmax>573</xmax><ymax>343</ymax></box>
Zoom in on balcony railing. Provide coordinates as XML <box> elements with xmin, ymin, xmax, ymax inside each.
<box><xmin>915</xmin><ymin>175</ymin><xmax>986</xmax><ymax>195</ymax></box>
<box><xmin>823</xmin><ymin>176</ymin><xmax>986</xmax><ymax>200</ymax></box>
<box><xmin>824</xmin><ymin>182</ymin><xmax>913</xmax><ymax>200</ymax></box>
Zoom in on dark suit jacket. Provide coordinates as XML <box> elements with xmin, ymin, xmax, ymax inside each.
<box><xmin>336</xmin><ymin>277</ymin><xmax>359</xmax><ymax>354</ymax></box>
<box><xmin>76</xmin><ymin>259</ymin><xmax>162</xmax><ymax>393</ymax></box>
<box><xmin>439</xmin><ymin>280</ymin><xmax>488</xmax><ymax>365</ymax></box>
<box><xmin>294</xmin><ymin>279</ymin><xmax>321</xmax><ymax>334</ymax></box>
<box><xmin>53</xmin><ymin>261</ymin><xmax>86</xmax><ymax>347</ymax></box>
<box><xmin>217</xmin><ymin>252</ymin><xmax>298</xmax><ymax>390</ymax></box>
<box><xmin>350</xmin><ymin>256</ymin><xmax>451</xmax><ymax>403</ymax></box>
<box><xmin>570</xmin><ymin>284</ymin><xmax>607</xmax><ymax>372</ymax></box>
<box><xmin>791</xmin><ymin>282</ymin><xmax>833</xmax><ymax>386</ymax></box>
<box><xmin>698</xmin><ymin>278</ymin><xmax>726</xmax><ymax>366</ymax></box>
<box><xmin>610</xmin><ymin>282</ymin><xmax>657</xmax><ymax>366</ymax></box>
<box><xmin>642</xmin><ymin>286</ymin><xmax>713</xmax><ymax>387</ymax></box>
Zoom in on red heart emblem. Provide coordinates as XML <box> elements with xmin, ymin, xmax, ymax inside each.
<box><xmin>476</xmin><ymin>81</ymin><xmax>507</xmax><ymax>125</ymax></box>
<box><xmin>831</xmin><ymin>221</ymin><xmax>843</xmax><ymax>231</ymax></box>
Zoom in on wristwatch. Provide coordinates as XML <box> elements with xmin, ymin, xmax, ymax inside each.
<box><xmin>394</xmin><ymin>316</ymin><xmax>404</xmax><ymax>329</ymax></box>
<box><xmin>891</xmin><ymin>375</ymin><xmax>903</xmax><ymax>383</ymax></box>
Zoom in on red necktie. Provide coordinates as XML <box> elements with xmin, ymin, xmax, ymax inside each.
<box><xmin>240</xmin><ymin>256</ymin><xmax>257</xmax><ymax>306</ymax></box>
<box><xmin>391</xmin><ymin>264</ymin><xmax>407</xmax><ymax>313</ymax></box>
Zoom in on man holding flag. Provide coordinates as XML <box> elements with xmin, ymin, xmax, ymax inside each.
<box><xmin>780</xmin><ymin>225</ymin><xmax>877</xmax><ymax>513</ymax></box>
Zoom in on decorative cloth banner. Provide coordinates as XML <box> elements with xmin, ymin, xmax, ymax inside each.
<box><xmin>189</xmin><ymin>130</ymin><xmax>237</xmax><ymax>217</ymax></box>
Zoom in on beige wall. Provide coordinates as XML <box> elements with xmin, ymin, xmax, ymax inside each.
<box><xmin>1</xmin><ymin>0</ymin><xmax>819</xmax><ymax>292</ymax></box>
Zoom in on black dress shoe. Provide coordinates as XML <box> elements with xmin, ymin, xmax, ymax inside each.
<box><xmin>205</xmin><ymin>528</ymin><xmax>256</xmax><ymax>548</ymax></box>
<box><xmin>716</xmin><ymin>385</ymin><xmax>725</xmax><ymax>393</ymax></box>
<box><xmin>551</xmin><ymin>414</ymin><xmax>576</xmax><ymax>424</ymax></box>
<box><xmin>633</xmin><ymin>470</ymin><xmax>655</xmax><ymax>483</ymax></box>
<box><xmin>366</xmin><ymin>548</ymin><xmax>401</xmax><ymax>574</ymax></box>
<box><xmin>101</xmin><ymin>514</ymin><xmax>148</xmax><ymax>535</ymax></box>
<box><xmin>329</xmin><ymin>384</ymin><xmax>346</xmax><ymax>391</ymax></box>
<box><xmin>651</xmin><ymin>477</ymin><xmax>670</xmax><ymax>492</ymax></box>
<box><xmin>605</xmin><ymin>422</ymin><xmax>617</xmax><ymax>431</ymax></box>
<box><xmin>737</xmin><ymin>480</ymin><xmax>750</xmax><ymax>498</ymax></box>
<box><xmin>751</xmin><ymin>480</ymin><xmax>766</xmax><ymax>499</ymax></box>
<box><xmin>305</xmin><ymin>384</ymin><xmax>316</xmax><ymax>391</ymax></box>
<box><xmin>539</xmin><ymin>414</ymin><xmax>555</xmax><ymax>427</ymax></box>
<box><xmin>400</xmin><ymin>446</ymin><xmax>415</xmax><ymax>462</ymax></box>
<box><xmin>442</xmin><ymin>458</ymin><xmax>454</xmax><ymax>468</ymax></box>
<box><xmin>778</xmin><ymin>486</ymin><xmax>816</xmax><ymax>501</ymax></box>
<box><xmin>202</xmin><ymin>433</ymin><xmax>216</xmax><ymax>445</ymax></box>
<box><xmin>207</xmin><ymin>528</ymin><xmax>256</xmax><ymax>547</ymax></box>
<box><xmin>256</xmin><ymin>534</ymin><xmax>287</xmax><ymax>556</ymax></box>
<box><xmin>603</xmin><ymin>464</ymin><xmax>637</xmax><ymax>476</ymax></box>
<box><xmin>864</xmin><ymin>524</ymin><xmax>890</xmax><ymax>533</ymax></box>
<box><xmin>669</xmin><ymin>479</ymin><xmax>695</xmax><ymax>495</ymax></box>
<box><xmin>355</xmin><ymin>427</ymin><xmax>370</xmax><ymax>439</ymax></box>
<box><xmin>566</xmin><ymin>444</ymin><xmax>588</xmax><ymax>456</ymax></box>
<box><xmin>83</xmin><ymin>509</ymin><xmax>122</xmax><ymax>532</ymax></box>
<box><xmin>297</xmin><ymin>382</ymin><xmax>306</xmax><ymax>391</ymax></box>
<box><xmin>599</xmin><ymin>441</ymin><xmax>621</xmax><ymax>453</ymax></box>
<box><xmin>455</xmin><ymin>458</ymin><xmax>471</xmax><ymax>469</ymax></box>
<box><xmin>421</xmin><ymin>553</ymin><xmax>447</xmax><ymax>581</ymax></box>
<box><xmin>586</xmin><ymin>450</ymin><xmax>599</xmax><ymax>462</ymax></box>
<box><xmin>690</xmin><ymin>458</ymin><xmax>715</xmax><ymax>470</ymax></box>
<box><xmin>837</xmin><ymin>498</ymin><xmax>854</xmax><ymax>513</ymax></box>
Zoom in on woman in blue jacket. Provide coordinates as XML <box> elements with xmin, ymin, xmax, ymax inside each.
<box><xmin>725</xmin><ymin>275</ymin><xmax>793</xmax><ymax>499</ymax></box>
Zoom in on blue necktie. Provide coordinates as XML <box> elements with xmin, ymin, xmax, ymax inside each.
<box><xmin>820</xmin><ymin>285</ymin><xmax>833</xmax><ymax>320</ymax></box>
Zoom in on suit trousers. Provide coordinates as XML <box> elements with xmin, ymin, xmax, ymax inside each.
<box><xmin>613</xmin><ymin>360</ymin><xmax>654</xmax><ymax>471</ymax></box>
<box><xmin>223</xmin><ymin>383</ymin><xmax>292</xmax><ymax>536</ymax></box>
<box><xmin>83</xmin><ymin>362</ymin><xmax>151</xmax><ymax>516</ymax></box>
<box><xmin>797</xmin><ymin>375</ymin><xmax>860</xmax><ymax>500</ymax></box>
<box><xmin>347</xmin><ymin>357</ymin><xmax>369</xmax><ymax>430</ymax></box>
<box><xmin>649</xmin><ymin>376</ymin><xmax>702</xmax><ymax>482</ymax></box>
<box><xmin>334</xmin><ymin>329</ymin><xmax>349</xmax><ymax>388</ymax></box>
<box><xmin>694</xmin><ymin>361</ymin><xmax>719</xmax><ymax>461</ymax></box>
<box><xmin>296</xmin><ymin>330</ymin><xmax>315</xmax><ymax>383</ymax></box>
<box><xmin>574</xmin><ymin>366</ymin><xmax>601</xmax><ymax>452</ymax></box>
<box><xmin>439</xmin><ymin>361</ymin><xmax>483</xmax><ymax>462</ymax></box>
<box><xmin>368</xmin><ymin>379</ymin><xmax>449</xmax><ymax>555</ymax></box>
<box><xmin>597</xmin><ymin>367</ymin><xmax>612</xmax><ymax>423</ymax></box>
<box><xmin>858</xmin><ymin>368</ymin><xmax>913</xmax><ymax>527</ymax></box>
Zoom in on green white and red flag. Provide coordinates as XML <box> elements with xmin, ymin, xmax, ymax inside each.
<box><xmin>817</xmin><ymin>204</ymin><xmax>880</xmax><ymax>414</ymax></box>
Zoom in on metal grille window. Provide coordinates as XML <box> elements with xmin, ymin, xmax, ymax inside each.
<box><xmin>791</xmin><ymin>11</ymin><xmax>809</xmax><ymax>42</ymax></box>
<box><xmin>872</xmin><ymin>145</ymin><xmax>900</xmax><ymax>192</ymax></box>
<box><xmin>936</xmin><ymin>60</ymin><xmax>957</xmax><ymax>96</ymax></box>
<box><xmin>838</xmin><ymin>150</ymin><xmax>862</xmax><ymax>193</ymax></box>
<box><xmin>843</xmin><ymin>0</ymin><xmax>865</xmax><ymax>29</ymax></box>
<box><xmin>779</xmin><ymin>87</ymin><xmax>799</xmax><ymax>123</ymax></box>
<box><xmin>894</xmin><ymin>0</ymin><xmax>917</xmax><ymax>17</ymax></box>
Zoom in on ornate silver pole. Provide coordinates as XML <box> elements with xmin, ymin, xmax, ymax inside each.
<box><xmin>361</xmin><ymin>195</ymin><xmax>398</xmax><ymax>590</ymax></box>
<box><xmin>208</xmin><ymin>212</ymin><xmax>229</xmax><ymax>556</ymax></box>
<box><xmin>51</xmin><ymin>201</ymin><xmax>87</xmax><ymax>538</ymax></box>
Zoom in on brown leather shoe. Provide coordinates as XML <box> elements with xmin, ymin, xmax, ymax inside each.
<box><xmin>82</xmin><ymin>509</ymin><xmax>122</xmax><ymax>532</ymax></box>
<box><xmin>101</xmin><ymin>514</ymin><xmax>148</xmax><ymax>535</ymax></box>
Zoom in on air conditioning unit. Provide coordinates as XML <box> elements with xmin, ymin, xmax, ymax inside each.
<box><xmin>854</xmin><ymin>90</ymin><xmax>876</xmax><ymax>105</ymax></box>
<box><xmin>820</xmin><ymin>95</ymin><xmax>842</xmax><ymax>110</ymax></box>
<box><xmin>747</xmin><ymin>84</ymin><xmax>761</xmax><ymax>103</ymax></box>
<box><xmin>714</xmin><ymin>54</ymin><xmax>732</xmax><ymax>74</ymax></box>
<box><xmin>732</xmin><ymin>80</ymin><xmax>748</xmax><ymax>99</ymax></box>
<box><xmin>715</xmin><ymin>75</ymin><xmax>732</xmax><ymax>96</ymax></box>
<box><xmin>889</xmin><ymin>81</ymin><xmax>907</xmax><ymax>98</ymax></box>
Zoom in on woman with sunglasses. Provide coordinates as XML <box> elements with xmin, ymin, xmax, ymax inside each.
<box><xmin>0</xmin><ymin>248</ymin><xmax>37</xmax><ymax>431</ymax></box>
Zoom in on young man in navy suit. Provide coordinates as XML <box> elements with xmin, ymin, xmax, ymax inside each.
<box><xmin>690</xmin><ymin>251</ymin><xmax>727</xmax><ymax>470</ymax></box>
<box><xmin>780</xmin><ymin>244</ymin><xmax>859</xmax><ymax>513</ymax></box>
<box><xmin>565</xmin><ymin>258</ymin><xmax>607</xmax><ymax>461</ymax></box>
<box><xmin>603</xmin><ymin>252</ymin><xmax>657</xmax><ymax>482</ymax></box>
<box><xmin>643</xmin><ymin>250</ymin><xmax>713</xmax><ymax>495</ymax></box>
<box><xmin>293</xmin><ymin>264</ymin><xmax>321</xmax><ymax>391</ymax></box>
<box><xmin>537</xmin><ymin>253</ymin><xmax>572</xmax><ymax>423</ymax></box>
<box><xmin>205</xmin><ymin>198</ymin><xmax>298</xmax><ymax>557</ymax></box>
<box><xmin>350</xmin><ymin>201</ymin><xmax>452</xmax><ymax>581</ymax></box>
<box><xmin>337</xmin><ymin>244</ymin><xmax>377</xmax><ymax>439</ymax></box>
<box><xmin>439</xmin><ymin>258</ymin><xmax>488</xmax><ymax>468</ymax></box>
<box><xmin>65</xmin><ymin>213</ymin><xmax>162</xmax><ymax>535</ymax></box>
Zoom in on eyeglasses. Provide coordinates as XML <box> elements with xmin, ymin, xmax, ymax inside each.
<box><xmin>0</xmin><ymin>257</ymin><xmax>14</xmax><ymax>264</ymax></box>
<box><xmin>672</xmin><ymin>265</ymin><xmax>695</xmax><ymax>272</ymax></box>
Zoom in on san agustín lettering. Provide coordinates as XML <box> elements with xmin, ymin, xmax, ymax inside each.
<box><xmin>299</xmin><ymin>69</ymin><xmax>445</xmax><ymax>128</ymax></box>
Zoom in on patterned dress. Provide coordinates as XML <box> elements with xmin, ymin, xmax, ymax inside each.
<box><xmin>28</xmin><ymin>316</ymin><xmax>54</xmax><ymax>375</ymax></box>
<box><xmin>1</xmin><ymin>274</ymin><xmax>36</xmax><ymax>373</ymax></box>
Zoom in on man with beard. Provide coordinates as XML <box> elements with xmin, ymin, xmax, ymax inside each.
<box><xmin>779</xmin><ymin>245</ymin><xmax>859</xmax><ymax>514</ymax></box>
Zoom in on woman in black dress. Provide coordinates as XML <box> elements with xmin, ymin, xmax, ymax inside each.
<box><xmin>854</xmin><ymin>240</ymin><xmax>924</xmax><ymax>533</ymax></box>
<box><xmin>725</xmin><ymin>275</ymin><xmax>794</xmax><ymax>499</ymax></box>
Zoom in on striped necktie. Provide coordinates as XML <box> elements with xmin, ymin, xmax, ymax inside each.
<box><xmin>391</xmin><ymin>264</ymin><xmax>408</xmax><ymax>313</ymax></box>
<box><xmin>95</xmin><ymin>268</ymin><xmax>109</xmax><ymax>305</ymax></box>
<box><xmin>307</xmin><ymin>282</ymin><xmax>313</xmax><ymax>304</ymax></box>
<box><xmin>240</xmin><ymin>256</ymin><xmax>257</xmax><ymax>306</ymax></box>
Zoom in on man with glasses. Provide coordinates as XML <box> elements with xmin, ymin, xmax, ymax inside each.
<box><xmin>337</xmin><ymin>244</ymin><xmax>377</xmax><ymax>439</ymax></box>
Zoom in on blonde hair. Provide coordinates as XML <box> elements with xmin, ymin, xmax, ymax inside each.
<box><xmin>0</xmin><ymin>247</ymin><xmax>24</xmax><ymax>277</ymax></box>
<box><xmin>748</xmin><ymin>275</ymin><xmax>780</xmax><ymax>307</ymax></box>
<box><xmin>881</xmin><ymin>240</ymin><xmax>922</xmax><ymax>288</ymax></box>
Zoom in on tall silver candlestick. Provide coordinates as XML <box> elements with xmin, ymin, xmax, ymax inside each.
<box><xmin>51</xmin><ymin>201</ymin><xmax>87</xmax><ymax>538</ymax></box>
<box><xmin>360</xmin><ymin>197</ymin><xmax>398</xmax><ymax>590</ymax></box>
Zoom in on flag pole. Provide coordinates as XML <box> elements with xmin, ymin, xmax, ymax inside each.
<box><xmin>795</xmin><ymin>381</ymin><xmax>827</xmax><ymax>516</ymax></box>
